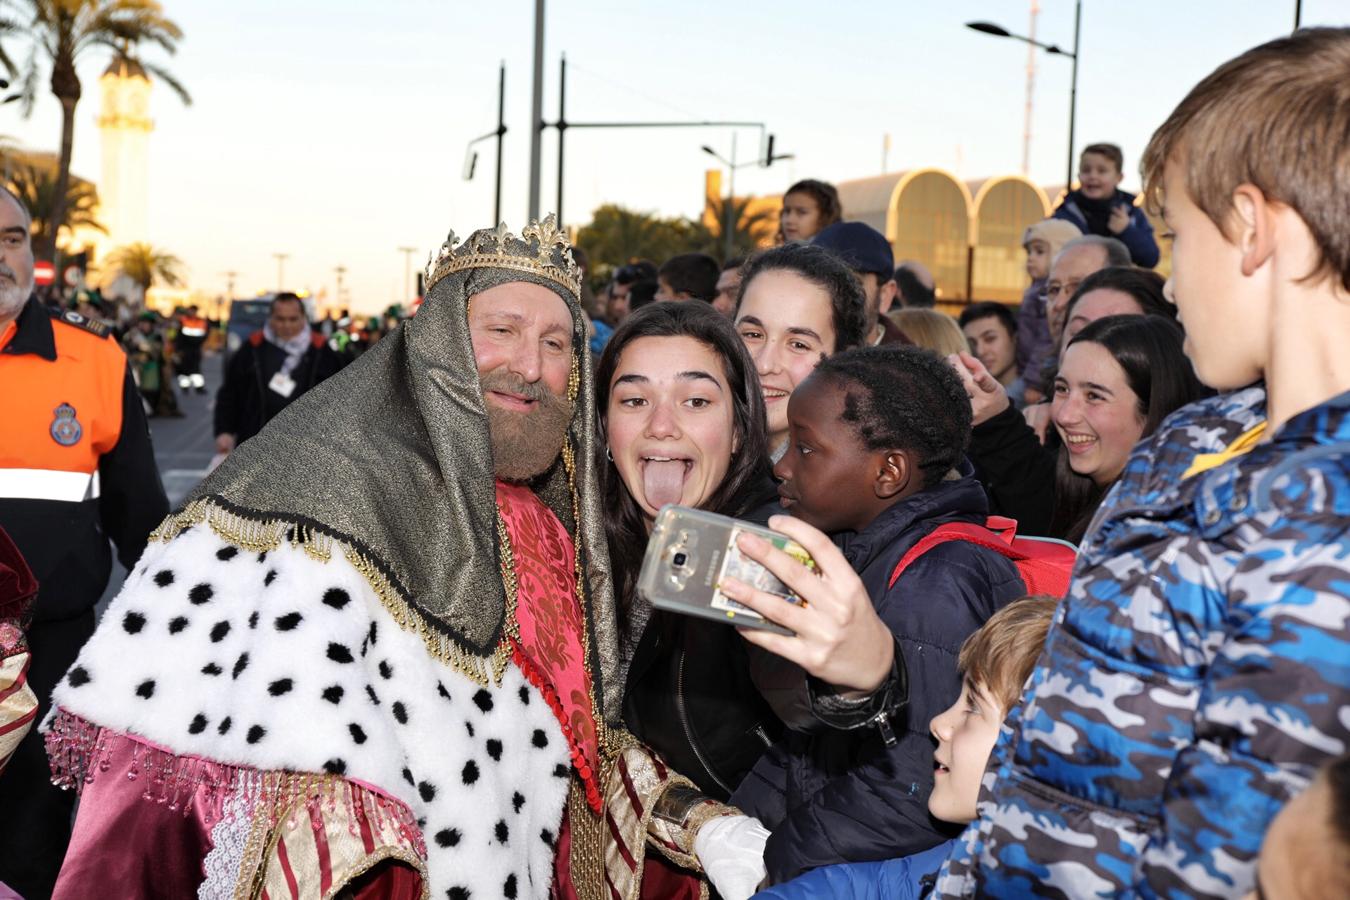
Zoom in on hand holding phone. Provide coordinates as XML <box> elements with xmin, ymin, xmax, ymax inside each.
<box><xmin>721</xmin><ymin>515</ymin><xmax>895</xmax><ymax>695</ymax></box>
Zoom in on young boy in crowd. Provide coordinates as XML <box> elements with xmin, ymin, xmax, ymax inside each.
<box><xmin>655</xmin><ymin>252</ymin><xmax>720</xmax><ymax>304</ymax></box>
<box><xmin>1242</xmin><ymin>753</ymin><xmax>1350</xmax><ymax>900</ymax></box>
<box><xmin>1052</xmin><ymin>142</ymin><xmax>1160</xmax><ymax>267</ymax></box>
<box><xmin>957</xmin><ymin>301</ymin><xmax>1023</xmax><ymax>408</ymax></box>
<box><xmin>751</xmin><ymin>596</ymin><xmax>1059</xmax><ymax>899</ymax></box>
<box><xmin>1016</xmin><ymin>218</ymin><xmax>1081</xmax><ymax>403</ymax></box>
<box><xmin>725</xmin><ymin>345</ymin><xmax>1026</xmax><ymax>884</ymax></box>
<box><xmin>935</xmin><ymin>28</ymin><xmax>1350</xmax><ymax>898</ymax></box>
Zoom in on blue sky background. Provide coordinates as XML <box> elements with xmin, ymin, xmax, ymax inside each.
<box><xmin>2</xmin><ymin>0</ymin><xmax>1344</xmax><ymax>310</ymax></box>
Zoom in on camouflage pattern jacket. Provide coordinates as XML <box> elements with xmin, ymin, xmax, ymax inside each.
<box><xmin>935</xmin><ymin>385</ymin><xmax>1350</xmax><ymax>898</ymax></box>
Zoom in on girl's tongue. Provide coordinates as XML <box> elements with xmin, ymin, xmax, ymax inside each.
<box><xmin>643</xmin><ymin>459</ymin><xmax>687</xmax><ymax>509</ymax></box>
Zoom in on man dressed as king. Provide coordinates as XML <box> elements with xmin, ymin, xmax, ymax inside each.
<box><xmin>42</xmin><ymin>218</ymin><xmax>763</xmax><ymax>899</ymax></box>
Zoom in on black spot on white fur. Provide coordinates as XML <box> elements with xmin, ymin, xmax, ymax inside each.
<box><xmin>218</xmin><ymin>716</ymin><xmax>232</xmax><ymax>735</ymax></box>
<box><xmin>366</xmin><ymin>685</ymin><xmax>381</xmax><ymax>706</ymax></box>
<box><xmin>462</xmin><ymin>760</ymin><xmax>480</xmax><ymax>785</ymax></box>
<box><xmin>201</xmin><ymin>662</ymin><xmax>222</xmax><ymax>676</ymax></box>
<box><xmin>322</xmin><ymin>685</ymin><xmax>344</xmax><ymax>704</ymax></box>
<box><xmin>135</xmin><ymin>679</ymin><xmax>155</xmax><ymax>699</ymax></box>
<box><xmin>67</xmin><ymin>666</ymin><xmax>90</xmax><ymax>687</ymax></box>
<box><xmin>327</xmin><ymin>643</ymin><xmax>354</xmax><ymax>664</ymax></box>
<box><xmin>418</xmin><ymin>780</ymin><xmax>436</xmax><ymax>802</ymax></box>
<box><xmin>392</xmin><ymin>701</ymin><xmax>408</xmax><ymax>724</ymax></box>
<box><xmin>153</xmin><ymin>570</ymin><xmax>174</xmax><ymax>588</ymax></box>
<box><xmin>379</xmin><ymin>660</ymin><xmax>393</xmax><ymax>680</ymax></box>
<box><xmin>486</xmin><ymin>739</ymin><xmax>503</xmax><ymax>761</ymax></box>
<box><xmin>512</xmin><ymin>792</ymin><xmax>525</xmax><ymax>814</ymax></box>
<box><xmin>264</xmin><ymin>569</ymin><xmax>278</xmax><ymax>587</ymax></box>
<box><xmin>232</xmin><ymin>652</ymin><xmax>249</xmax><ymax>679</ymax></box>
<box><xmin>275</xmin><ymin>612</ymin><xmax>302</xmax><ymax>631</ymax></box>
<box><xmin>169</xmin><ymin>616</ymin><xmax>189</xmax><ymax>635</ymax></box>
<box><xmin>435</xmin><ymin>827</ymin><xmax>461</xmax><ymax>848</ymax></box>
<box><xmin>268</xmin><ymin>678</ymin><xmax>293</xmax><ymax>696</ymax></box>
<box><xmin>188</xmin><ymin>714</ymin><xmax>208</xmax><ymax>735</ymax></box>
<box><xmin>504</xmin><ymin>873</ymin><xmax>517</xmax><ymax>898</ymax></box>
<box><xmin>189</xmin><ymin>583</ymin><xmax>214</xmax><ymax>605</ymax></box>
<box><xmin>323</xmin><ymin>758</ymin><xmax>346</xmax><ymax>775</ymax></box>
<box><xmin>518</xmin><ymin>686</ymin><xmax>530</xmax><ymax>705</ymax></box>
<box><xmin>531</xmin><ymin>729</ymin><xmax>548</xmax><ymax>748</ymax></box>
<box><xmin>216</xmin><ymin>546</ymin><xmax>239</xmax><ymax>561</ymax></box>
<box><xmin>122</xmin><ymin>611</ymin><xmax>146</xmax><ymax>634</ymax></box>
<box><xmin>210</xmin><ymin>620</ymin><xmax>231</xmax><ymax>642</ymax></box>
<box><xmin>473</xmin><ymin>689</ymin><xmax>493</xmax><ymax>713</ymax></box>
<box><xmin>349</xmin><ymin>723</ymin><xmax>367</xmax><ymax>744</ymax></box>
<box><xmin>322</xmin><ymin>588</ymin><xmax>350</xmax><ymax>609</ymax></box>
<box><xmin>246</xmin><ymin>725</ymin><xmax>266</xmax><ymax>744</ymax></box>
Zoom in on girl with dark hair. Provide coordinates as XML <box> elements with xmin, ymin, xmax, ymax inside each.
<box><xmin>595</xmin><ymin>301</ymin><xmax>782</xmax><ymax>798</ymax></box>
<box><xmin>779</xmin><ymin>179</ymin><xmax>842</xmax><ymax>242</ymax></box>
<box><xmin>953</xmin><ymin>314</ymin><xmax>1207</xmax><ymax>541</ymax></box>
<box><xmin>734</xmin><ymin>242</ymin><xmax>867</xmax><ymax>460</ymax></box>
<box><xmin>1050</xmin><ymin>314</ymin><xmax>1207</xmax><ymax>540</ymax></box>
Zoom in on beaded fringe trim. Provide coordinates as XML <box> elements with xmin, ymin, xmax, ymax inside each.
<box><xmin>150</xmin><ymin>498</ymin><xmax>514</xmax><ymax>689</ymax></box>
<box><xmin>44</xmin><ymin>709</ymin><xmax>426</xmax><ymax>859</ymax></box>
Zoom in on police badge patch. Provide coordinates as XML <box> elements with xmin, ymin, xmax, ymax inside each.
<box><xmin>51</xmin><ymin>403</ymin><xmax>83</xmax><ymax>446</ymax></box>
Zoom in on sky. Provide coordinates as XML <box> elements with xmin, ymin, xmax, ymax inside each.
<box><xmin>1</xmin><ymin>0</ymin><xmax>1344</xmax><ymax>312</ymax></box>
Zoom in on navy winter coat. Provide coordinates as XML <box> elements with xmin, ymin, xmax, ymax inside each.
<box><xmin>729</xmin><ymin>470</ymin><xmax>1025</xmax><ymax>884</ymax></box>
<box><xmin>1052</xmin><ymin>188</ymin><xmax>1160</xmax><ymax>268</ymax></box>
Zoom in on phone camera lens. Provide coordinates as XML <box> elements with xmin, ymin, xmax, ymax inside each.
<box><xmin>672</xmin><ymin>552</ymin><xmax>688</xmax><ymax>568</ymax></box>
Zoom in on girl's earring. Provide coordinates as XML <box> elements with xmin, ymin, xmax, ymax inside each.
<box><xmin>605</xmin><ymin>447</ymin><xmax>613</xmax><ymax>462</ymax></box>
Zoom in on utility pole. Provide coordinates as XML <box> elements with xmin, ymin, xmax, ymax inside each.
<box><xmin>397</xmin><ymin>247</ymin><xmax>416</xmax><ymax>302</ymax></box>
<box><xmin>527</xmin><ymin>0</ymin><xmax>545</xmax><ymax>221</ymax></box>
<box><xmin>1023</xmin><ymin>0</ymin><xmax>1040</xmax><ymax>175</ymax></box>
<box><xmin>222</xmin><ymin>270</ymin><xmax>237</xmax><ymax>298</ymax></box>
<box><xmin>272</xmin><ymin>254</ymin><xmax>289</xmax><ymax>292</ymax></box>
<box><xmin>334</xmin><ymin>265</ymin><xmax>346</xmax><ymax>310</ymax></box>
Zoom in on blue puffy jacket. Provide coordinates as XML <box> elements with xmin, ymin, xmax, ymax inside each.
<box><xmin>752</xmin><ymin>839</ymin><xmax>954</xmax><ymax>900</ymax></box>
<box><xmin>1052</xmin><ymin>188</ymin><xmax>1160</xmax><ymax>268</ymax></box>
<box><xmin>935</xmin><ymin>386</ymin><xmax>1350</xmax><ymax>898</ymax></box>
<box><xmin>731</xmin><ymin>469</ymin><xmax>1025</xmax><ymax>884</ymax></box>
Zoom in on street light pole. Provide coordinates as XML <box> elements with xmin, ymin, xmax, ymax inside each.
<box><xmin>397</xmin><ymin>247</ymin><xmax>416</xmax><ymax>302</ymax></box>
<box><xmin>527</xmin><ymin>0</ymin><xmax>545</xmax><ymax>221</ymax></box>
<box><xmin>1066</xmin><ymin>0</ymin><xmax>1081</xmax><ymax>190</ymax></box>
<box><xmin>966</xmin><ymin>1</ymin><xmax>1081</xmax><ymax>190</ymax></box>
<box><xmin>703</xmin><ymin>136</ymin><xmax>794</xmax><ymax>260</ymax></box>
<box><xmin>272</xmin><ymin>253</ymin><xmax>289</xmax><ymax>291</ymax></box>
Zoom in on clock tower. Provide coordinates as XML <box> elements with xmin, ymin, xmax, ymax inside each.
<box><xmin>97</xmin><ymin>57</ymin><xmax>153</xmax><ymax>250</ymax></box>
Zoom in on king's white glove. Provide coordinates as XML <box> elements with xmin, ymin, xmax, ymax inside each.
<box><xmin>693</xmin><ymin>814</ymin><xmax>769</xmax><ymax>900</ymax></box>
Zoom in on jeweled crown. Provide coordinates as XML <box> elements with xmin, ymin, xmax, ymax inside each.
<box><xmin>424</xmin><ymin>214</ymin><xmax>581</xmax><ymax>297</ymax></box>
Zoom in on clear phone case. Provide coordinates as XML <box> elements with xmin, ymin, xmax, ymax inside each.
<box><xmin>636</xmin><ymin>506</ymin><xmax>815</xmax><ymax>636</ymax></box>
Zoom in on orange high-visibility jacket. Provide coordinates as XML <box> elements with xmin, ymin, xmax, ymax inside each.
<box><xmin>0</xmin><ymin>298</ymin><xmax>168</xmax><ymax>623</ymax></box>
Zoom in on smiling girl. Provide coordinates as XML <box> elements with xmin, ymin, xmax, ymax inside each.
<box><xmin>1050</xmin><ymin>314</ymin><xmax>1205</xmax><ymax>540</ymax></box>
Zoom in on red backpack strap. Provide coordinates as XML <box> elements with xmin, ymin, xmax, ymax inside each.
<box><xmin>888</xmin><ymin>521</ymin><xmax>1028</xmax><ymax>589</ymax></box>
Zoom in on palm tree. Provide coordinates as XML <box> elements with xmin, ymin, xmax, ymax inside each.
<box><xmin>16</xmin><ymin>1</ymin><xmax>189</xmax><ymax>260</ymax></box>
<box><xmin>105</xmin><ymin>241</ymin><xmax>183</xmax><ymax>293</ymax></box>
<box><xmin>5</xmin><ymin>151</ymin><xmax>104</xmax><ymax>249</ymax></box>
<box><xmin>702</xmin><ymin>196</ymin><xmax>779</xmax><ymax>259</ymax></box>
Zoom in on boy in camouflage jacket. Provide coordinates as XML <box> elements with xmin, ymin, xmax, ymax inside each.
<box><xmin>936</xmin><ymin>28</ymin><xmax>1350</xmax><ymax>899</ymax></box>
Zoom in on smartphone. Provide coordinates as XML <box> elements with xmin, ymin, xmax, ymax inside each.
<box><xmin>636</xmin><ymin>506</ymin><xmax>816</xmax><ymax>636</ymax></box>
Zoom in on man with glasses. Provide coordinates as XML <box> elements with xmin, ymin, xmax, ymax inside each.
<box><xmin>1044</xmin><ymin>235</ymin><xmax>1131</xmax><ymax>348</ymax></box>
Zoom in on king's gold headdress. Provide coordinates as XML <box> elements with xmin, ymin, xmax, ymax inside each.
<box><xmin>424</xmin><ymin>214</ymin><xmax>582</xmax><ymax>298</ymax></box>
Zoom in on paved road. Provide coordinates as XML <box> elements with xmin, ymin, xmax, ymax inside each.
<box><xmin>151</xmin><ymin>352</ymin><xmax>224</xmax><ymax>508</ymax></box>
<box><xmin>98</xmin><ymin>352</ymin><xmax>223</xmax><ymax>612</ymax></box>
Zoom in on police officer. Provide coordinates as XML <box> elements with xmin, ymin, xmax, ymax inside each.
<box><xmin>0</xmin><ymin>187</ymin><xmax>168</xmax><ymax>896</ymax></box>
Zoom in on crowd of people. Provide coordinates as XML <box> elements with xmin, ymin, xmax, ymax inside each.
<box><xmin>1</xmin><ymin>26</ymin><xmax>1348</xmax><ymax>900</ymax></box>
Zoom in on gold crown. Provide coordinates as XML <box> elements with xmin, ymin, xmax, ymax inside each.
<box><xmin>424</xmin><ymin>214</ymin><xmax>581</xmax><ymax>297</ymax></box>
